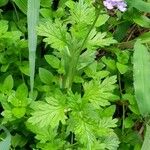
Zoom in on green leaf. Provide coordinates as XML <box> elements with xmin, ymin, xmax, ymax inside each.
<box><xmin>84</xmin><ymin>61</ymin><xmax>109</xmax><ymax>79</ymax></box>
<box><xmin>37</xmin><ymin>20</ymin><xmax>68</xmax><ymax>51</ymax></box>
<box><xmin>76</xmin><ymin>122</ymin><xmax>96</xmax><ymax>149</ymax></box>
<box><xmin>12</xmin><ymin>107</ymin><xmax>26</xmax><ymax>118</ymax></box>
<box><xmin>133</xmin><ymin>15</ymin><xmax>150</xmax><ymax>28</ymax></box>
<box><xmin>19</xmin><ymin>61</ymin><xmax>30</xmax><ymax>76</ymax></box>
<box><xmin>67</xmin><ymin>92</ymin><xmax>119</xmax><ymax>149</ymax></box>
<box><xmin>101</xmin><ymin>132</ymin><xmax>120</xmax><ymax>150</ymax></box>
<box><xmin>83</xmin><ymin>76</ymin><xmax>117</xmax><ymax>108</ymax></box>
<box><xmin>102</xmin><ymin>56</ymin><xmax>117</xmax><ymax>72</ymax></box>
<box><xmin>65</xmin><ymin>0</ymin><xmax>95</xmax><ymax>25</ymax></box>
<box><xmin>116</xmin><ymin>62</ymin><xmax>128</xmax><ymax>74</ymax></box>
<box><xmin>16</xmin><ymin>83</ymin><xmax>28</xmax><ymax>99</ymax></box>
<box><xmin>0</xmin><ymin>20</ymin><xmax>8</xmax><ymax>35</ymax></box>
<box><xmin>141</xmin><ymin>125</ymin><xmax>150</xmax><ymax>150</ymax></box>
<box><xmin>28</xmin><ymin>95</ymin><xmax>67</xmax><ymax>128</ymax></box>
<box><xmin>67</xmin><ymin>100</ymin><xmax>119</xmax><ymax>150</ymax></box>
<box><xmin>114</xmin><ymin>22</ymin><xmax>131</xmax><ymax>42</ymax></box>
<box><xmin>128</xmin><ymin>105</ymin><xmax>140</xmax><ymax>115</ymax></box>
<box><xmin>95</xmin><ymin>14</ymin><xmax>109</xmax><ymax>27</ymax></box>
<box><xmin>13</xmin><ymin>0</ymin><xmax>27</xmax><ymax>14</ymax></box>
<box><xmin>87</xmin><ymin>29</ymin><xmax>117</xmax><ymax>50</ymax></box>
<box><xmin>40</xmin><ymin>0</ymin><xmax>53</xmax><ymax>7</ymax></box>
<box><xmin>139</xmin><ymin>32</ymin><xmax>150</xmax><ymax>44</ymax></box>
<box><xmin>11</xmin><ymin>134</ymin><xmax>27</xmax><ymax>148</ymax></box>
<box><xmin>8</xmin><ymin>92</ymin><xmax>29</xmax><ymax>107</ymax></box>
<box><xmin>37</xmin><ymin>140</ymin><xmax>64</xmax><ymax>150</ymax></box>
<box><xmin>124</xmin><ymin>117</ymin><xmax>134</xmax><ymax>128</ymax></box>
<box><xmin>116</xmin><ymin>51</ymin><xmax>129</xmax><ymax>64</ymax></box>
<box><xmin>128</xmin><ymin>0</ymin><xmax>150</xmax><ymax>13</ymax></box>
<box><xmin>0</xmin><ymin>0</ymin><xmax>8</xmax><ymax>7</ymax></box>
<box><xmin>68</xmin><ymin>111</ymin><xmax>97</xmax><ymax>149</ymax></box>
<box><xmin>1</xmin><ymin>31</ymin><xmax>22</xmax><ymax>41</ymax></box>
<box><xmin>2</xmin><ymin>75</ymin><xmax>14</xmax><ymax>92</ymax></box>
<box><xmin>99</xmin><ymin>117</ymin><xmax>118</xmax><ymax>128</ymax></box>
<box><xmin>0</xmin><ymin>126</ymin><xmax>11</xmax><ymax>150</ymax></box>
<box><xmin>133</xmin><ymin>41</ymin><xmax>150</xmax><ymax>116</ymax></box>
<box><xmin>1</xmin><ymin>64</ymin><xmax>9</xmax><ymax>72</ymax></box>
<box><xmin>101</xmin><ymin>105</ymin><xmax>116</xmax><ymax>117</ymax></box>
<box><xmin>39</xmin><ymin>68</ymin><xmax>54</xmax><ymax>84</ymax></box>
<box><xmin>40</xmin><ymin>8</ymin><xmax>53</xmax><ymax>18</ymax></box>
<box><xmin>27</xmin><ymin>0</ymin><xmax>40</xmax><ymax>94</ymax></box>
<box><xmin>1</xmin><ymin>109</ymin><xmax>15</xmax><ymax>124</ymax></box>
<box><xmin>77</xmin><ymin>51</ymin><xmax>95</xmax><ymax>71</ymax></box>
<box><xmin>26</xmin><ymin>123</ymin><xmax>56</xmax><ymax>143</ymax></box>
<box><xmin>45</xmin><ymin>55</ymin><xmax>60</xmax><ymax>69</ymax></box>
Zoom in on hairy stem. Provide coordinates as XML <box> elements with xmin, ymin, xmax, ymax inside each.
<box><xmin>64</xmin><ymin>9</ymin><xmax>100</xmax><ymax>89</ymax></box>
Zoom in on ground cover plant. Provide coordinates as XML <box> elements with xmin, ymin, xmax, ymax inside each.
<box><xmin>0</xmin><ymin>0</ymin><xmax>150</xmax><ymax>149</ymax></box>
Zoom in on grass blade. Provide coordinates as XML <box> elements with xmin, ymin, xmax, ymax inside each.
<box><xmin>0</xmin><ymin>126</ymin><xmax>11</xmax><ymax>150</ymax></box>
<box><xmin>27</xmin><ymin>0</ymin><xmax>40</xmax><ymax>95</ymax></box>
<box><xmin>141</xmin><ymin>125</ymin><xmax>150</xmax><ymax>150</ymax></box>
<box><xmin>133</xmin><ymin>40</ymin><xmax>150</xmax><ymax>116</ymax></box>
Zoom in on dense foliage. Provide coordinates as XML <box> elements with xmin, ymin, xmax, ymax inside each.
<box><xmin>0</xmin><ymin>0</ymin><xmax>150</xmax><ymax>149</ymax></box>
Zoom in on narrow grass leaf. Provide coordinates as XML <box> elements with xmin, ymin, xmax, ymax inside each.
<box><xmin>27</xmin><ymin>0</ymin><xmax>40</xmax><ymax>95</ymax></box>
<box><xmin>133</xmin><ymin>40</ymin><xmax>150</xmax><ymax>116</ymax></box>
<box><xmin>0</xmin><ymin>126</ymin><xmax>11</xmax><ymax>150</ymax></box>
<box><xmin>141</xmin><ymin>125</ymin><xmax>150</xmax><ymax>150</ymax></box>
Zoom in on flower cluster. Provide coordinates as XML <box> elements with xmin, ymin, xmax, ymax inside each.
<box><xmin>103</xmin><ymin>0</ymin><xmax>127</xmax><ymax>12</ymax></box>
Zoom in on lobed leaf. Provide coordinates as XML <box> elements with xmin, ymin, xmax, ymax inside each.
<box><xmin>28</xmin><ymin>95</ymin><xmax>67</xmax><ymax>128</ymax></box>
<box><xmin>83</xmin><ymin>76</ymin><xmax>117</xmax><ymax>108</ymax></box>
<box><xmin>37</xmin><ymin>20</ymin><xmax>69</xmax><ymax>51</ymax></box>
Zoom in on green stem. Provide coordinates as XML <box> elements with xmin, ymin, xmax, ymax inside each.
<box><xmin>118</xmin><ymin>72</ymin><xmax>125</xmax><ymax>135</ymax></box>
<box><xmin>79</xmin><ymin>9</ymin><xmax>100</xmax><ymax>52</ymax></box>
<box><xmin>12</xmin><ymin>1</ymin><xmax>19</xmax><ymax>21</ymax></box>
<box><xmin>19</xmin><ymin>53</ymin><xmax>25</xmax><ymax>83</ymax></box>
<box><xmin>64</xmin><ymin>9</ymin><xmax>100</xmax><ymax>89</ymax></box>
<box><xmin>63</xmin><ymin>51</ymin><xmax>79</xmax><ymax>89</ymax></box>
<box><xmin>122</xmin><ymin>104</ymin><xmax>125</xmax><ymax>135</ymax></box>
<box><xmin>71</xmin><ymin>132</ymin><xmax>74</xmax><ymax>144</ymax></box>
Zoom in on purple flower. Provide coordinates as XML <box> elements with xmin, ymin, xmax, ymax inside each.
<box><xmin>103</xmin><ymin>0</ymin><xmax>127</xmax><ymax>12</ymax></box>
